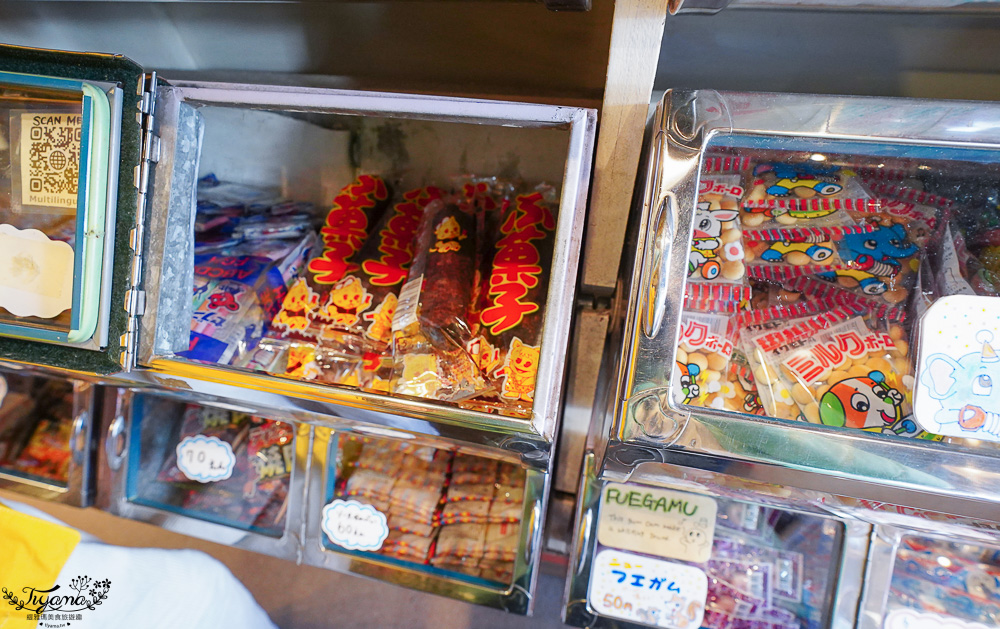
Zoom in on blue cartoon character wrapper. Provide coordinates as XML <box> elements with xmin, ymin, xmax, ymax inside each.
<box><xmin>740</xmin><ymin>161</ymin><xmax>873</xmax><ymax>231</ymax></box>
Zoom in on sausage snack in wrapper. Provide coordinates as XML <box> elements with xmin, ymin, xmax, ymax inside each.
<box><xmin>464</xmin><ymin>188</ymin><xmax>558</xmax><ymax>418</ymax></box>
<box><xmin>391</xmin><ymin>198</ymin><xmax>487</xmax><ymax>402</ymax></box>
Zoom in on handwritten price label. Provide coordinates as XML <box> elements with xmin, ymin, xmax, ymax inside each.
<box><xmin>588</xmin><ymin>549</ymin><xmax>707</xmax><ymax>629</ymax></box>
<box><xmin>175</xmin><ymin>435</ymin><xmax>236</xmax><ymax>483</ymax></box>
<box><xmin>321</xmin><ymin>499</ymin><xmax>389</xmax><ymax>551</ymax></box>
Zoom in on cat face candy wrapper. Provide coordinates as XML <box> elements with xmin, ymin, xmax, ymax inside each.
<box><xmin>466</xmin><ymin>189</ymin><xmax>557</xmax><ymax>418</ymax></box>
<box><xmin>271</xmin><ymin>175</ymin><xmax>390</xmax><ymax>342</ymax></box>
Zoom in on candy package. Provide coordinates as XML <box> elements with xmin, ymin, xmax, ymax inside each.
<box><xmin>271</xmin><ymin>175</ymin><xmax>391</xmax><ymax>344</ymax></box>
<box><xmin>754</xmin><ymin>316</ymin><xmax>929</xmax><ymax>436</ymax></box>
<box><xmin>391</xmin><ymin>198</ymin><xmax>487</xmax><ymax>402</ymax></box>
<box><xmin>689</xmin><ymin>174</ymin><xmax>747</xmax><ymax>286</ymax></box>
<box><xmin>312</xmin><ymin>187</ymin><xmax>439</xmax><ymax>391</ymax></box>
<box><xmin>674</xmin><ymin>310</ymin><xmax>738</xmax><ymax>407</ymax></box>
<box><xmin>464</xmin><ymin>188</ymin><xmax>558</xmax><ymax>417</ymax></box>
<box><xmin>329</xmin><ymin>435</ymin><xmax>524</xmax><ymax>585</ymax></box>
<box><xmin>180</xmin><ymin>235</ymin><xmax>313</xmax><ymax>366</ymax></box>
<box><xmin>740</xmin><ymin>161</ymin><xmax>873</xmax><ymax>230</ymax></box>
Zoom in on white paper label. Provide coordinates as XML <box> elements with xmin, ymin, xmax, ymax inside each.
<box><xmin>321</xmin><ymin>499</ymin><xmax>389</xmax><ymax>551</ymax></box>
<box><xmin>914</xmin><ymin>295</ymin><xmax>1000</xmax><ymax>441</ymax></box>
<box><xmin>885</xmin><ymin>609</ymin><xmax>991</xmax><ymax>629</ymax></box>
<box><xmin>391</xmin><ymin>275</ymin><xmax>422</xmax><ymax>333</ymax></box>
<box><xmin>0</xmin><ymin>224</ymin><xmax>74</xmax><ymax>319</ymax></box>
<box><xmin>19</xmin><ymin>111</ymin><xmax>82</xmax><ymax>210</ymax></box>
<box><xmin>597</xmin><ymin>483</ymin><xmax>717</xmax><ymax>563</ymax></box>
<box><xmin>588</xmin><ymin>549</ymin><xmax>707</xmax><ymax>629</ymax></box>
<box><xmin>175</xmin><ymin>435</ymin><xmax>236</xmax><ymax>483</ymax></box>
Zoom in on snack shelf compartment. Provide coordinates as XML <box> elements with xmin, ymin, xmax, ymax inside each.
<box><xmin>859</xmin><ymin>523</ymin><xmax>1000</xmax><ymax>628</ymax></box>
<box><xmin>563</xmin><ymin>452</ymin><xmax>871</xmax><ymax>629</ymax></box>
<box><xmin>601</xmin><ymin>88</ymin><xmax>1000</xmax><ymax>522</ymax></box>
<box><xmin>122</xmin><ymin>79</ymin><xmax>595</xmax><ymax>460</ymax></box>
<box><xmin>301</xmin><ymin>426</ymin><xmax>548</xmax><ymax>614</ymax></box>
<box><xmin>97</xmin><ymin>387</ymin><xmax>308</xmax><ymax>560</ymax></box>
<box><xmin>0</xmin><ymin>367</ymin><xmax>96</xmax><ymax>505</ymax></box>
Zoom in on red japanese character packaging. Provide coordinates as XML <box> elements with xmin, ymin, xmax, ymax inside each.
<box><xmin>268</xmin><ymin>174</ymin><xmax>391</xmax><ymax>381</ymax></box>
<box><xmin>325</xmin><ymin>434</ymin><xmax>527</xmax><ymax>585</ymax></box>
<box><xmin>463</xmin><ymin>187</ymin><xmax>558</xmax><ymax>418</ymax></box>
<box><xmin>312</xmin><ymin>187</ymin><xmax>441</xmax><ymax>392</ymax></box>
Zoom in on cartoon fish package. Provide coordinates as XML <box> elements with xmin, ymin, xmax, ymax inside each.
<box><xmin>740</xmin><ymin>160</ymin><xmax>874</xmax><ymax>231</ymax></box>
<box><xmin>810</xmin><ymin>200</ymin><xmax>935</xmax><ymax>307</ymax></box>
<box><xmin>313</xmin><ymin>187</ymin><xmax>440</xmax><ymax>392</ymax></box>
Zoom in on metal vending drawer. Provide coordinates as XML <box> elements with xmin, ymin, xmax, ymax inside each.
<box><xmin>96</xmin><ymin>387</ymin><xmax>308</xmax><ymax>560</ymax></box>
<box><xmin>859</xmin><ymin>524</ymin><xmax>1000</xmax><ymax>629</ymax></box>
<box><xmin>125</xmin><ymin>81</ymin><xmax>596</xmax><ymax>458</ymax></box>
<box><xmin>302</xmin><ymin>426</ymin><xmax>547</xmax><ymax>614</ymax></box>
<box><xmin>565</xmin><ymin>452</ymin><xmax>870</xmax><ymax>629</ymax></box>
<box><xmin>0</xmin><ymin>367</ymin><xmax>95</xmax><ymax>505</ymax></box>
<box><xmin>604</xmin><ymin>88</ymin><xmax>1000</xmax><ymax>520</ymax></box>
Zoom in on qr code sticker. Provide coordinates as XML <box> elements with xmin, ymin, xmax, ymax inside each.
<box><xmin>18</xmin><ymin>111</ymin><xmax>83</xmax><ymax>210</ymax></box>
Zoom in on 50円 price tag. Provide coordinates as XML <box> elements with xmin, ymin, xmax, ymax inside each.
<box><xmin>588</xmin><ymin>549</ymin><xmax>707</xmax><ymax>628</ymax></box>
<box><xmin>176</xmin><ymin>435</ymin><xmax>236</xmax><ymax>483</ymax></box>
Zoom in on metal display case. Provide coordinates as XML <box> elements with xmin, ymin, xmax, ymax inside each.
<box><xmin>564</xmin><ymin>452</ymin><xmax>871</xmax><ymax>629</ymax></box>
<box><xmin>601</xmin><ymin>88</ymin><xmax>1000</xmax><ymax>522</ymax></box>
<box><xmin>96</xmin><ymin>387</ymin><xmax>308</xmax><ymax>560</ymax></box>
<box><xmin>0</xmin><ymin>367</ymin><xmax>96</xmax><ymax>505</ymax></box>
<box><xmin>302</xmin><ymin>426</ymin><xmax>548</xmax><ymax>614</ymax></box>
<box><xmin>0</xmin><ymin>44</ymin><xmax>596</xmax><ymax>467</ymax></box>
<box><xmin>859</xmin><ymin>523</ymin><xmax>1000</xmax><ymax>628</ymax></box>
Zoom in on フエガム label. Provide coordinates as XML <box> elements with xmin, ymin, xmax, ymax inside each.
<box><xmin>588</xmin><ymin>549</ymin><xmax>707</xmax><ymax>629</ymax></box>
<box><xmin>597</xmin><ymin>483</ymin><xmax>717</xmax><ymax>563</ymax></box>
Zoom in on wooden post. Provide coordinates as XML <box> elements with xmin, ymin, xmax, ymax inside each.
<box><xmin>581</xmin><ymin>0</ymin><xmax>669</xmax><ymax>296</ymax></box>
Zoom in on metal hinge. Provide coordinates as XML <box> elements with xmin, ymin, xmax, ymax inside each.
<box><xmin>119</xmin><ymin>71</ymin><xmax>158</xmax><ymax>370</ymax></box>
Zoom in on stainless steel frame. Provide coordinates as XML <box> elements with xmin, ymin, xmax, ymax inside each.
<box><xmin>0</xmin><ymin>369</ymin><xmax>96</xmax><ymax>506</ymax></box>
<box><xmin>123</xmin><ymin>81</ymin><xmax>596</xmax><ymax>460</ymax></box>
<box><xmin>564</xmin><ymin>451</ymin><xmax>871</xmax><ymax>629</ymax></box>
<box><xmin>858</xmin><ymin>523</ymin><xmax>1000</xmax><ymax>629</ymax></box>
<box><xmin>604</xmin><ymin>88</ymin><xmax>1000</xmax><ymax>520</ymax></box>
<box><xmin>301</xmin><ymin>426</ymin><xmax>549</xmax><ymax>615</ymax></box>
<box><xmin>96</xmin><ymin>387</ymin><xmax>308</xmax><ymax>561</ymax></box>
